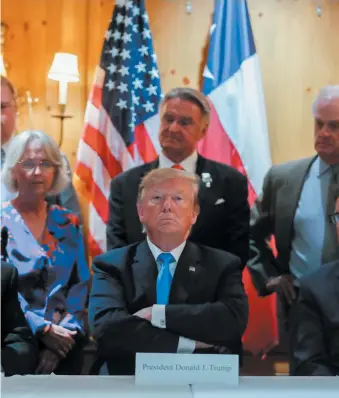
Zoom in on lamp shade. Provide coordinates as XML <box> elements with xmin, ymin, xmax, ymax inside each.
<box><xmin>0</xmin><ymin>54</ymin><xmax>7</xmax><ymax>76</ymax></box>
<box><xmin>48</xmin><ymin>52</ymin><xmax>79</xmax><ymax>83</ymax></box>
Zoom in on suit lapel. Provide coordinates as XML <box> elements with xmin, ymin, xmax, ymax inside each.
<box><xmin>169</xmin><ymin>242</ymin><xmax>205</xmax><ymax>304</ymax></box>
<box><xmin>131</xmin><ymin>241</ymin><xmax>158</xmax><ymax>305</ymax></box>
<box><xmin>275</xmin><ymin>157</ymin><xmax>316</xmax><ymax>256</ymax></box>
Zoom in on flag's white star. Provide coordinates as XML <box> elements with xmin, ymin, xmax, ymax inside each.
<box><xmin>143</xmin><ymin>101</ymin><xmax>154</xmax><ymax>113</ymax></box>
<box><xmin>124</xmin><ymin>16</ymin><xmax>132</xmax><ymax>27</ymax></box>
<box><xmin>138</xmin><ymin>45</ymin><xmax>148</xmax><ymax>56</ymax></box>
<box><xmin>151</xmin><ymin>53</ymin><xmax>157</xmax><ymax>62</ymax></box>
<box><xmin>105</xmin><ymin>30</ymin><xmax>112</xmax><ymax>41</ymax></box>
<box><xmin>116</xmin><ymin>13</ymin><xmax>124</xmax><ymax>24</ymax></box>
<box><xmin>120</xmin><ymin>49</ymin><xmax>131</xmax><ymax>60</ymax></box>
<box><xmin>122</xmin><ymin>32</ymin><xmax>132</xmax><ymax>43</ymax></box>
<box><xmin>117</xmin><ymin>82</ymin><xmax>128</xmax><ymax>93</ymax></box>
<box><xmin>116</xmin><ymin>98</ymin><xmax>127</xmax><ymax>109</ymax></box>
<box><xmin>142</xmin><ymin>13</ymin><xmax>149</xmax><ymax>23</ymax></box>
<box><xmin>132</xmin><ymin>94</ymin><xmax>140</xmax><ymax>105</ymax></box>
<box><xmin>149</xmin><ymin>67</ymin><xmax>159</xmax><ymax>79</ymax></box>
<box><xmin>105</xmin><ymin>79</ymin><xmax>115</xmax><ymax>91</ymax></box>
<box><xmin>142</xmin><ymin>28</ymin><xmax>151</xmax><ymax>40</ymax></box>
<box><xmin>133</xmin><ymin>78</ymin><xmax>143</xmax><ymax>90</ymax></box>
<box><xmin>146</xmin><ymin>84</ymin><xmax>157</xmax><ymax>96</ymax></box>
<box><xmin>116</xmin><ymin>0</ymin><xmax>126</xmax><ymax>7</ymax></box>
<box><xmin>126</xmin><ymin>0</ymin><xmax>133</xmax><ymax>9</ymax></box>
<box><xmin>112</xmin><ymin>30</ymin><xmax>121</xmax><ymax>41</ymax></box>
<box><xmin>132</xmin><ymin>24</ymin><xmax>138</xmax><ymax>33</ymax></box>
<box><xmin>108</xmin><ymin>47</ymin><xmax>119</xmax><ymax>57</ymax></box>
<box><xmin>135</xmin><ymin>61</ymin><xmax>146</xmax><ymax>73</ymax></box>
<box><xmin>132</xmin><ymin>5</ymin><xmax>140</xmax><ymax>16</ymax></box>
<box><xmin>119</xmin><ymin>65</ymin><xmax>129</xmax><ymax>76</ymax></box>
<box><xmin>129</xmin><ymin>120</ymin><xmax>135</xmax><ymax>130</ymax></box>
<box><xmin>107</xmin><ymin>63</ymin><xmax>117</xmax><ymax>74</ymax></box>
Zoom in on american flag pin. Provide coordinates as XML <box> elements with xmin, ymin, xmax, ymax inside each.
<box><xmin>189</xmin><ymin>266</ymin><xmax>196</xmax><ymax>272</ymax></box>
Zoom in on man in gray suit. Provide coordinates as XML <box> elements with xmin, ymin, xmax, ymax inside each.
<box><xmin>247</xmin><ymin>85</ymin><xmax>339</xmax><ymax>312</ymax></box>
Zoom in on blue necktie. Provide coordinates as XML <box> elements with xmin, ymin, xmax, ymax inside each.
<box><xmin>156</xmin><ymin>253</ymin><xmax>174</xmax><ymax>305</ymax></box>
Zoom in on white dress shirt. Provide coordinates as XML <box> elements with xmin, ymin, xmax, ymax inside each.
<box><xmin>147</xmin><ymin>237</ymin><xmax>196</xmax><ymax>353</ymax></box>
<box><xmin>158</xmin><ymin>150</ymin><xmax>198</xmax><ymax>173</ymax></box>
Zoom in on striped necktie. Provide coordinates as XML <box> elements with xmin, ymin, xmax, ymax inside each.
<box><xmin>322</xmin><ymin>164</ymin><xmax>339</xmax><ymax>264</ymax></box>
<box><xmin>156</xmin><ymin>252</ymin><xmax>175</xmax><ymax>305</ymax></box>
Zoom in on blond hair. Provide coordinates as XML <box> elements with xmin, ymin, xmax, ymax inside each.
<box><xmin>137</xmin><ymin>168</ymin><xmax>200</xmax><ymax>209</ymax></box>
<box><xmin>1</xmin><ymin>130</ymin><xmax>70</xmax><ymax>196</ymax></box>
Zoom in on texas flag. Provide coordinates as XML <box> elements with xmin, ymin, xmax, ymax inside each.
<box><xmin>198</xmin><ymin>0</ymin><xmax>278</xmax><ymax>355</ymax></box>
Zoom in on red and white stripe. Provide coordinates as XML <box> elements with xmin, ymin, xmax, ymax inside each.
<box><xmin>75</xmin><ymin>66</ymin><xmax>160</xmax><ymax>256</ymax></box>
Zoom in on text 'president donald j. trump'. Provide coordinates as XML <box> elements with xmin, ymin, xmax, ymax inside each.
<box><xmin>89</xmin><ymin>168</ymin><xmax>248</xmax><ymax>375</ymax></box>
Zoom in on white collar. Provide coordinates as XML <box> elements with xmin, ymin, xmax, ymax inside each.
<box><xmin>147</xmin><ymin>236</ymin><xmax>186</xmax><ymax>263</ymax></box>
<box><xmin>158</xmin><ymin>151</ymin><xmax>198</xmax><ymax>173</ymax></box>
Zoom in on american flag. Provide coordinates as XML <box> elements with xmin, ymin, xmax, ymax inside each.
<box><xmin>75</xmin><ymin>0</ymin><xmax>162</xmax><ymax>256</ymax></box>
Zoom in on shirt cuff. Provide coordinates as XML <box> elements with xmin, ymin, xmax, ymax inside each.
<box><xmin>177</xmin><ymin>337</ymin><xmax>196</xmax><ymax>353</ymax></box>
<box><xmin>151</xmin><ymin>305</ymin><xmax>166</xmax><ymax>328</ymax></box>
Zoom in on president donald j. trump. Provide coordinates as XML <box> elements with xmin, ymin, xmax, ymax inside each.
<box><xmin>89</xmin><ymin>168</ymin><xmax>248</xmax><ymax>375</ymax></box>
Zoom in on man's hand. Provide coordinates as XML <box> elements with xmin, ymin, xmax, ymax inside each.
<box><xmin>134</xmin><ymin>307</ymin><xmax>153</xmax><ymax>321</ymax></box>
<box><xmin>266</xmin><ymin>274</ymin><xmax>296</xmax><ymax>305</ymax></box>
<box><xmin>40</xmin><ymin>324</ymin><xmax>77</xmax><ymax>358</ymax></box>
<box><xmin>195</xmin><ymin>341</ymin><xmax>214</xmax><ymax>350</ymax></box>
<box><xmin>35</xmin><ymin>349</ymin><xmax>61</xmax><ymax>374</ymax></box>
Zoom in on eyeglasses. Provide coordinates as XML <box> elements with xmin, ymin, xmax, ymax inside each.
<box><xmin>18</xmin><ymin>160</ymin><xmax>56</xmax><ymax>173</ymax></box>
<box><xmin>329</xmin><ymin>212</ymin><xmax>339</xmax><ymax>224</ymax></box>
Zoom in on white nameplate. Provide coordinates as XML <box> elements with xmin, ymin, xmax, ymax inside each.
<box><xmin>135</xmin><ymin>353</ymin><xmax>239</xmax><ymax>386</ymax></box>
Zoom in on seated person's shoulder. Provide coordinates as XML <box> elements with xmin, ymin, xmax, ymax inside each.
<box><xmin>300</xmin><ymin>262</ymin><xmax>339</xmax><ymax>295</ymax></box>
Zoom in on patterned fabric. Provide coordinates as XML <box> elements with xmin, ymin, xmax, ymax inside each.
<box><xmin>0</xmin><ymin>202</ymin><xmax>90</xmax><ymax>335</ymax></box>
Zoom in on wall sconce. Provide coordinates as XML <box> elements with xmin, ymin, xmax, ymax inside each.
<box><xmin>48</xmin><ymin>52</ymin><xmax>80</xmax><ymax>147</ymax></box>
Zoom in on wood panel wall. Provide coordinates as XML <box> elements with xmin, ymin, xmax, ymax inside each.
<box><xmin>2</xmin><ymin>0</ymin><xmax>339</xmax><ymax>168</ymax></box>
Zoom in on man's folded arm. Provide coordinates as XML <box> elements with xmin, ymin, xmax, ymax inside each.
<box><xmin>165</xmin><ymin>263</ymin><xmax>248</xmax><ymax>346</ymax></box>
<box><xmin>89</xmin><ymin>263</ymin><xmax>180</xmax><ymax>356</ymax></box>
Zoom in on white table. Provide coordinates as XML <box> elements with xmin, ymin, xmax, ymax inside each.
<box><xmin>0</xmin><ymin>375</ymin><xmax>191</xmax><ymax>398</ymax></box>
<box><xmin>192</xmin><ymin>376</ymin><xmax>339</xmax><ymax>398</ymax></box>
<box><xmin>1</xmin><ymin>375</ymin><xmax>338</xmax><ymax>398</ymax></box>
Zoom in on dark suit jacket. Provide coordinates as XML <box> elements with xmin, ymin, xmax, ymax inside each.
<box><xmin>247</xmin><ymin>156</ymin><xmax>316</xmax><ymax>295</ymax></box>
<box><xmin>89</xmin><ymin>241</ymin><xmax>248</xmax><ymax>375</ymax></box>
<box><xmin>107</xmin><ymin>154</ymin><xmax>250</xmax><ymax>266</ymax></box>
<box><xmin>289</xmin><ymin>261</ymin><xmax>339</xmax><ymax>376</ymax></box>
<box><xmin>1</xmin><ymin>261</ymin><xmax>38</xmax><ymax>376</ymax></box>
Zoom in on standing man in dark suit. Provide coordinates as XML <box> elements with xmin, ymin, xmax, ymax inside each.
<box><xmin>107</xmin><ymin>87</ymin><xmax>249</xmax><ymax>266</ymax></box>
<box><xmin>89</xmin><ymin>168</ymin><xmax>248</xmax><ymax>375</ymax></box>
<box><xmin>1</xmin><ymin>261</ymin><xmax>38</xmax><ymax>376</ymax></box>
<box><xmin>247</xmin><ymin>86</ymin><xmax>339</xmax><ymax>308</ymax></box>
<box><xmin>289</xmin><ymin>191</ymin><xmax>339</xmax><ymax>376</ymax></box>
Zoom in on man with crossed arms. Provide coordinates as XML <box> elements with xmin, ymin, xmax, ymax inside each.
<box><xmin>89</xmin><ymin>168</ymin><xmax>248</xmax><ymax>375</ymax></box>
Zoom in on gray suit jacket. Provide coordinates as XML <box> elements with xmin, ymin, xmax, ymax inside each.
<box><xmin>247</xmin><ymin>156</ymin><xmax>317</xmax><ymax>296</ymax></box>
